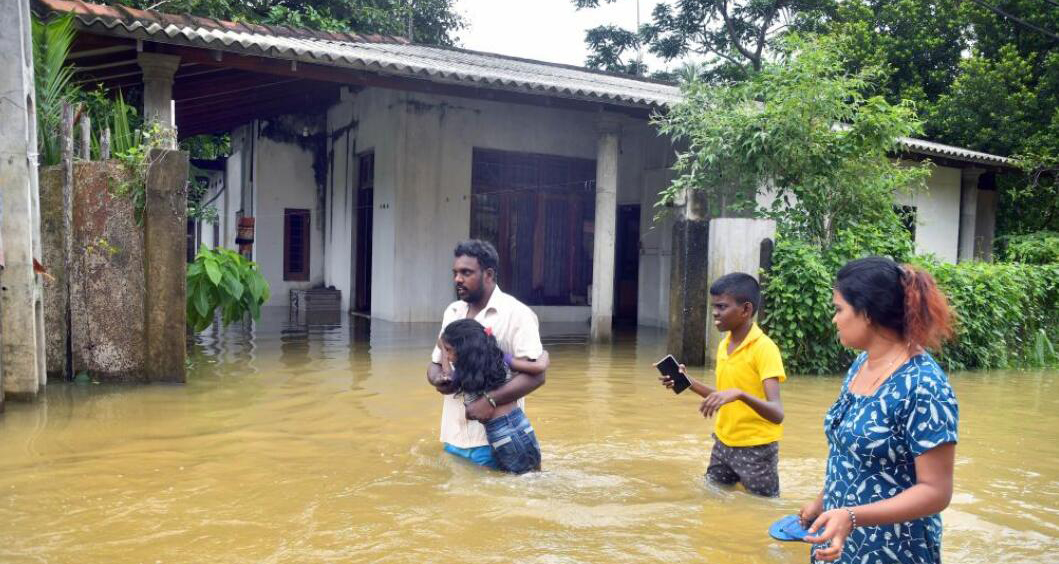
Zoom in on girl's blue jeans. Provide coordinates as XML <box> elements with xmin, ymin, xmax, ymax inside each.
<box><xmin>483</xmin><ymin>407</ymin><xmax>541</xmax><ymax>474</ymax></box>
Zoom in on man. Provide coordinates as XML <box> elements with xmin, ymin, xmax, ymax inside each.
<box><xmin>426</xmin><ymin>240</ymin><xmax>548</xmax><ymax>468</ymax></box>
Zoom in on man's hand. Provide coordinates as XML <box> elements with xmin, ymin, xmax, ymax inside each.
<box><xmin>464</xmin><ymin>396</ymin><xmax>495</xmax><ymax>421</ymax></box>
<box><xmin>700</xmin><ymin>389</ymin><xmax>743</xmax><ymax>418</ymax></box>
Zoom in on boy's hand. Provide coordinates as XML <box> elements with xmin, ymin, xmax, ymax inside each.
<box><xmin>658</xmin><ymin>363</ymin><xmax>689</xmax><ymax>390</ymax></box>
<box><xmin>699</xmin><ymin>389</ymin><xmax>743</xmax><ymax>418</ymax></box>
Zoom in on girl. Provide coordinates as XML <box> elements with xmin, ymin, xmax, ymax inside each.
<box><xmin>440</xmin><ymin>318</ymin><xmax>545</xmax><ymax>474</ymax></box>
<box><xmin>800</xmin><ymin>256</ymin><xmax>959</xmax><ymax>563</ymax></box>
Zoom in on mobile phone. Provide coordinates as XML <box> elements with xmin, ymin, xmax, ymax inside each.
<box><xmin>654</xmin><ymin>354</ymin><xmax>691</xmax><ymax>394</ymax></box>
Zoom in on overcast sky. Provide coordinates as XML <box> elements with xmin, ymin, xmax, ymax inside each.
<box><xmin>452</xmin><ymin>0</ymin><xmax>668</xmax><ymax>70</ymax></box>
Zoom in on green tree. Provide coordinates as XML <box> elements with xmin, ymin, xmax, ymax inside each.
<box><xmin>574</xmin><ymin>0</ymin><xmax>827</xmax><ymax>78</ymax></box>
<box><xmin>654</xmin><ymin>35</ymin><xmax>929</xmax><ymax>247</ymax></box>
<box><xmin>811</xmin><ymin>1</ymin><xmax>1059</xmax><ymax>234</ymax></box>
<box><xmin>114</xmin><ymin>0</ymin><xmax>465</xmax><ymax>45</ymax></box>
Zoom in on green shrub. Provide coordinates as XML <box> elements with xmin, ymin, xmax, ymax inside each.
<box><xmin>761</xmin><ymin>225</ymin><xmax>914</xmax><ymax>375</ymax></box>
<box><xmin>929</xmin><ymin>261</ymin><xmax>1059</xmax><ymax>370</ymax></box>
<box><xmin>762</xmin><ymin>239</ymin><xmax>1059</xmax><ymax>374</ymax></box>
<box><xmin>187</xmin><ymin>245</ymin><xmax>270</xmax><ymax>332</ymax></box>
<box><xmin>997</xmin><ymin>231</ymin><xmax>1059</xmax><ymax>264</ymax></box>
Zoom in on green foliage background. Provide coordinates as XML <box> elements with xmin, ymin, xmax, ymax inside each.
<box><xmin>761</xmin><ymin>233</ymin><xmax>1059</xmax><ymax>375</ymax></box>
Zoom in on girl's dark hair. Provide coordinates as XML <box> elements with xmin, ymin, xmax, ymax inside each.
<box><xmin>835</xmin><ymin>256</ymin><xmax>954</xmax><ymax>350</ymax></box>
<box><xmin>441</xmin><ymin>319</ymin><xmax>507</xmax><ymax>395</ymax></box>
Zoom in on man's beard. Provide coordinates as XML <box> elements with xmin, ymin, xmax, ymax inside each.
<box><xmin>456</xmin><ymin>285</ymin><xmax>482</xmax><ymax>303</ymax></box>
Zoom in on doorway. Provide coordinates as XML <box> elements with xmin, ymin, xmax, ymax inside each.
<box><xmin>614</xmin><ymin>204</ymin><xmax>640</xmax><ymax>325</ymax></box>
<box><xmin>354</xmin><ymin>152</ymin><xmax>374</xmax><ymax>314</ymax></box>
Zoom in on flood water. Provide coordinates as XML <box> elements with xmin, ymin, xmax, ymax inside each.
<box><xmin>1</xmin><ymin>311</ymin><xmax>1057</xmax><ymax>563</ymax></box>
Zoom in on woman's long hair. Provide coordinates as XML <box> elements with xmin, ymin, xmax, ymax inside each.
<box><xmin>835</xmin><ymin>256</ymin><xmax>955</xmax><ymax>350</ymax></box>
<box><xmin>441</xmin><ymin>319</ymin><xmax>508</xmax><ymax>396</ymax></box>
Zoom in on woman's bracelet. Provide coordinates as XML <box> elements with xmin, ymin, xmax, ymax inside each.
<box><xmin>843</xmin><ymin>507</ymin><xmax>858</xmax><ymax>530</ymax></box>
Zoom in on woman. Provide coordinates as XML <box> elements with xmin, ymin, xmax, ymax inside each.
<box><xmin>800</xmin><ymin>257</ymin><xmax>959</xmax><ymax>563</ymax></box>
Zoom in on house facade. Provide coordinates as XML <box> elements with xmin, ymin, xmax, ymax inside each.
<box><xmin>39</xmin><ymin>0</ymin><xmax>1012</xmax><ymax>334</ymax></box>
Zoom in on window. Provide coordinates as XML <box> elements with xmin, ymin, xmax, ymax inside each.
<box><xmin>470</xmin><ymin>148</ymin><xmax>596</xmax><ymax>306</ymax></box>
<box><xmin>284</xmin><ymin>208</ymin><xmax>311</xmax><ymax>281</ymax></box>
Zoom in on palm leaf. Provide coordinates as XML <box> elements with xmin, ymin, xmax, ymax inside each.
<box><xmin>32</xmin><ymin>14</ymin><xmax>78</xmax><ymax>166</ymax></box>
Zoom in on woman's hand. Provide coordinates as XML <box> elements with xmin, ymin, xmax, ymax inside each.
<box><xmin>804</xmin><ymin>508</ymin><xmax>854</xmax><ymax>561</ymax></box>
<box><xmin>798</xmin><ymin>496</ymin><xmax>824</xmax><ymax>528</ymax></box>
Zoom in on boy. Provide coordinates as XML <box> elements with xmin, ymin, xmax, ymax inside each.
<box><xmin>659</xmin><ymin>272</ymin><xmax>786</xmax><ymax>497</ymax></box>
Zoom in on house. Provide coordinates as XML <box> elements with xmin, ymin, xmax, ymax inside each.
<box><xmin>36</xmin><ymin>0</ymin><xmax>1012</xmax><ymax>337</ymax></box>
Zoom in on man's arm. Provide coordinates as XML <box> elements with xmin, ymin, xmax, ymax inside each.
<box><xmin>464</xmin><ymin>351</ymin><xmax>549</xmax><ymax>421</ymax></box>
<box><xmin>464</xmin><ymin>370</ymin><xmax>545</xmax><ymax>421</ymax></box>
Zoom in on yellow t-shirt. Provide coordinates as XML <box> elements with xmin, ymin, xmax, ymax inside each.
<box><xmin>713</xmin><ymin>323</ymin><xmax>786</xmax><ymax>447</ymax></box>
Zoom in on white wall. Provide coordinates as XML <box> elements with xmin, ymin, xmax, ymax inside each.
<box><xmin>896</xmin><ymin>164</ymin><xmax>961</xmax><ymax>263</ymax></box>
<box><xmin>323</xmin><ymin>88</ymin><xmax>358</xmax><ymax>312</ymax></box>
<box><xmin>253</xmin><ymin>123</ymin><xmax>326</xmax><ymax>306</ymax></box>
<box><xmin>705</xmin><ymin>218</ymin><xmax>776</xmax><ymax>358</ymax></box>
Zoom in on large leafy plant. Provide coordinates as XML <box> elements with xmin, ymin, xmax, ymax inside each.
<box><xmin>187</xmin><ymin>245</ymin><xmax>270</xmax><ymax>332</ymax></box>
<box><xmin>33</xmin><ymin>13</ymin><xmax>77</xmax><ymax>166</ymax></box>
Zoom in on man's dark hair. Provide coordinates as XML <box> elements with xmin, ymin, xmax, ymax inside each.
<box><xmin>454</xmin><ymin>239</ymin><xmax>499</xmax><ymax>277</ymax></box>
<box><xmin>709</xmin><ymin>272</ymin><xmax>761</xmax><ymax>314</ymax></box>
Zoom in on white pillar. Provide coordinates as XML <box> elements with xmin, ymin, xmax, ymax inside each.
<box><xmin>958</xmin><ymin>168</ymin><xmax>983</xmax><ymax>263</ymax></box>
<box><xmin>706</xmin><ymin>218</ymin><xmax>776</xmax><ymax>360</ymax></box>
<box><xmin>0</xmin><ymin>0</ymin><xmax>47</xmax><ymax>403</ymax></box>
<box><xmin>137</xmin><ymin>52</ymin><xmax>181</xmax><ymax>147</ymax></box>
<box><xmin>590</xmin><ymin>115</ymin><xmax>620</xmax><ymax>342</ymax></box>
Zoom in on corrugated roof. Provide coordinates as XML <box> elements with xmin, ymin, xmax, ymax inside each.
<box><xmin>897</xmin><ymin>136</ymin><xmax>1011</xmax><ymax>167</ymax></box>
<box><xmin>34</xmin><ymin>0</ymin><xmax>1011</xmax><ymax>166</ymax></box>
<box><xmin>33</xmin><ymin>0</ymin><xmax>682</xmax><ymax>109</ymax></box>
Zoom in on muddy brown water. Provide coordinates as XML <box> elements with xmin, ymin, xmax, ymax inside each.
<box><xmin>1</xmin><ymin>314</ymin><xmax>1056</xmax><ymax>563</ymax></box>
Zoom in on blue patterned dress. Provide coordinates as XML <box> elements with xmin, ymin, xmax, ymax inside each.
<box><xmin>814</xmin><ymin>353</ymin><xmax>959</xmax><ymax>564</ymax></box>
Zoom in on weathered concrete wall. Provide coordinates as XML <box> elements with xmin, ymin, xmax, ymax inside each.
<box><xmin>323</xmin><ymin>89</ymin><xmax>357</xmax><ymax>312</ymax></box>
<box><xmin>974</xmin><ymin>188</ymin><xmax>997</xmax><ymax>260</ymax></box>
<box><xmin>143</xmin><ymin>149</ymin><xmax>188</xmax><ymax>383</ymax></box>
<box><xmin>39</xmin><ymin>166</ymin><xmax>69</xmax><ymax>380</ymax></box>
<box><xmin>69</xmin><ymin>162</ymin><xmax>146</xmax><ymax>381</ymax></box>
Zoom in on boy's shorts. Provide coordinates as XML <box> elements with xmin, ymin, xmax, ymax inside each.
<box><xmin>706</xmin><ymin>435</ymin><xmax>779</xmax><ymax>497</ymax></box>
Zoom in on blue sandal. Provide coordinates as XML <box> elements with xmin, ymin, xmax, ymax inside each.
<box><xmin>768</xmin><ymin>514</ymin><xmax>811</xmax><ymax>542</ymax></box>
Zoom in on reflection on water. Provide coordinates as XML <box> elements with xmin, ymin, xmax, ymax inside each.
<box><xmin>0</xmin><ymin>308</ymin><xmax>1057</xmax><ymax>563</ymax></box>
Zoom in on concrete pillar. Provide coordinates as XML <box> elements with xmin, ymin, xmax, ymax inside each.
<box><xmin>666</xmin><ymin>188</ymin><xmax>710</xmax><ymax>365</ymax></box>
<box><xmin>143</xmin><ymin>149</ymin><xmax>188</xmax><ymax>382</ymax></box>
<box><xmin>706</xmin><ymin>218</ymin><xmax>776</xmax><ymax>360</ymax></box>
<box><xmin>0</xmin><ymin>0</ymin><xmax>47</xmax><ymax>404</ymax></box>
<box><xmin>958</xmin><ymin>168</ymin><xmax>983</xmax><ymax>263</ymax></box>
<box><xmin>137</xmin><ymin>52</ymin><xmax>181</xmax><ymax>147</ymax></box>
<box><xmin>974</xmin><ymin>188</ymin><xmax>997</xmax><ymax>261</ymax></box>
<box><xmin>590</xmin><ymin>115</ymin><xmax>620</xmax><ymax>342</ymax></box>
